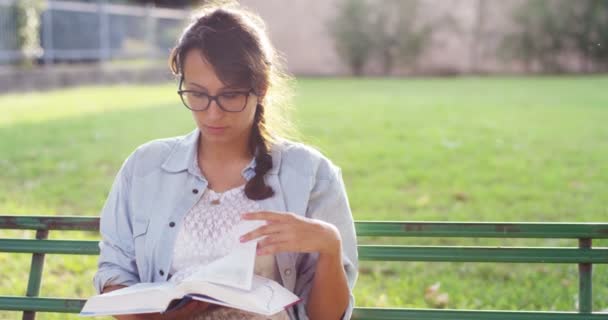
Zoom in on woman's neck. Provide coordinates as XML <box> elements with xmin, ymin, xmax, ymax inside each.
<box><xmin>197</xmin><ymin>136</ymin><xmax>252</xmax><ymax>165</ymax></box>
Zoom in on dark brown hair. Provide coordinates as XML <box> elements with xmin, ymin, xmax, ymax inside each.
<box><xmin>168</xmin><ymin>2</ymin><xmax>295</xmax><ymax>200</ymax></box>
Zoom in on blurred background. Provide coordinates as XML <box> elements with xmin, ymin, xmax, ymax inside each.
<box><xmin>1</xmin><ymin>0</ymin><xmax>608</xmax><ymax>90</ymax></box>
<box><xmin>1</xmin><ymin>0</ymin><xmax>607</xmax><ymax>319</ymax></box>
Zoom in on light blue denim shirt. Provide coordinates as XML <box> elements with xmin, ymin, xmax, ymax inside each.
<box><xmin>93</xmin><ymin>128</ymin><xmax>358</xmax><ymax>320</ymax></box>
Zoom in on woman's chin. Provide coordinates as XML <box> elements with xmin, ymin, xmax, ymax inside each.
<box><xmin>201</xmin><ymin>134</ymin><xmax>230</xmax><ymax>143</ymax></box>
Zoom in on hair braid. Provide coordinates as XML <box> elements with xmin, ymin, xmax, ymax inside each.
<box><xmin>244</xmin><ymin>104</ymin><xmax>274</xmax><ymax>200</ymax></box>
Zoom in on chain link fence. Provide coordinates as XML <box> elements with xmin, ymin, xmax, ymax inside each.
<box><xmin>0</xmin><ymin>0</ymin><xmax>189</xmax><ymax>65</ymax></box>
<box><xmin>0</xmin><ymin>0</ymin><xmax>20</xmax><ymax>64</ymax></box>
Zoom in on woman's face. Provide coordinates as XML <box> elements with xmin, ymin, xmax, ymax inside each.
<box><xmin>182</xmin><ymin>49</ymin><xmax>258</xmax><ymax>147</ymax></box>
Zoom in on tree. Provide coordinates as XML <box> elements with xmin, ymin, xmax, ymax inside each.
<box><xmin>500</xmin><ymin>0</ymin><xmax>570</xmax><ymax>73</ymax></box>
<box><xmin>371</xmin><ymin>0</ymin><xmax>436</xmax><ymax>75</ymax></box>
<box><xmin>500</xmin><ymin>0</ymin><xmax>608</xmax><ymax>73</ymax></box>
<box><xmin>565</xmin><ymin>0</ymin><xmax>608</xmax><ymax>72</ymax></box>
<box><xmin>14</xmin><ymin>0</ymin><xmax>45</xmax><ymax>67</ymax></box>
<box><xmin>470</xmin><ymin>0</ymin><xmax>488</xmax><ymax>73</ymax></box>
<box><xmin>328</xmin><ymin>0</ymin><xmax>375</xmax><ymax>76</ymax></box>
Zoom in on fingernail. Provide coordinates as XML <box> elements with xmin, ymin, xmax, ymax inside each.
<box><xmin>239</xmin><ymin>236</ymin><xmax>245</xmax><ymax>242</ymax></box>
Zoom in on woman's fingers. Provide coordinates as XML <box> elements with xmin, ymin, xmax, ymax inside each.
<box><xmin>257</xmin><ymin>241</ymin><xmax>302</xmax><ymax>255</ymax></box>
<box><xmin>240</xmin><ymin>211</ymin><xmax>338</xmax><ymax>255</ymax></box>
<box><xmin>256</xmin><ymin>233</ymin><xmax>290</xmax><ymax>248</ymax></box>
<box><xmin>240</xmin><ymin>220</ymin><xmax>285</xmax><ymax>243</ymax></box>
<box><xmin>241</xmin><ymin>211</ymin><xmax>289</xmax><ymax>222</ymax></box>
<box><xmin>162</xmin><ymin>300</ymin><xmax>209</xmax><ymax>319</ymax></box>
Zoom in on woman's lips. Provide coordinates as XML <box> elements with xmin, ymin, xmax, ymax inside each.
<box><xmin>204</xmin><ymin>125</ymin><xmax>228</xmax><ymax>135</ymax></box>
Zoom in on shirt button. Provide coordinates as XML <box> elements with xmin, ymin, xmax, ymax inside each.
<box><xmin>192</xmin><ymin>189</ymin><xmax>199</xmax><ymax>194</ymax></box>
<box><xmin>159</xmin><ymin>269</ymin><xmax>165</xmax><ymax>276</ymax></box>
<box><xmin>169</xmin><ymin>222</ymin><xmax>175</xmax><ymax>228</ymax></box>
<box><xmin>284</xmin><ymin>268</ymin><xmax>292</xmax><ymax>276</ymax></box>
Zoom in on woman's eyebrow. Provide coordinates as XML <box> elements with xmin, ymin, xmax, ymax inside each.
<box><xmin>187</xmin><ymin>82</ymin><xmax>209</xmax><ymax>91</ymax></box>
<box><xmin>186</xmin><ymin>82</ymin><xmax>243</xmax><ymax>92</ymax></box>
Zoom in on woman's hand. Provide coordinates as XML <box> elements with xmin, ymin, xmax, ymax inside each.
<box><xmin>111</xmin><ymin>301</ymin><xmax>210</xmax><ymax>320</ymax></box>
<box><xmin>156</xmin><ymin>300</ymin><xmax>211</xmax><ymax>320</ymax></box>
<box><xmin>240</xmin><ymin>211</ymin><xmax>342</xmax><ymax>257</ymax></box>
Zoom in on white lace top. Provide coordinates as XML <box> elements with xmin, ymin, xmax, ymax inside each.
<box><xmin>170</xmin><ymin>184</ymin><xmax>290</xmax><ymax>320</ymax></box>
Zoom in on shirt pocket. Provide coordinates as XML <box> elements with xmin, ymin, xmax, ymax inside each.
<box><xmin>132</xmin><ymin>217</ymin><xmax>150</xmax><ymax>239</ymax></box>
<box><xmin>132</xmin><ymin>217</ymin><xmax>150</xmax><ymax>279</ymax></box>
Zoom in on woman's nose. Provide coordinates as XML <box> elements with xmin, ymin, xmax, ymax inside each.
<box><xmin>206</xmin><ymin>99</ymin><xmax>224</xmax><ymax>118</ymax></box>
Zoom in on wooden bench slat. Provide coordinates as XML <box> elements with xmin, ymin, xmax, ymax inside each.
<box><xmin>355</xmin><ymin>221</ymin><xmax>608</xmax><ymax>238</ymax></box>
<box><xmin>0</xmin><ymin>216</ymin><xmax>99</xmax><ymax>231</ymax></box>
<box><xmin>4</xmin><ymin>239</ymin><xmax>606</xmax><ymax>264</ymax></box>
<box><xmin>358</xmin><ymin>245</ymin><xmax>608</xmax><ymax>263</ymax></box>
<box><xmin>0</xmin><ymin>296</ymin><xmax>85</xmax><ymax>313</ymax></box>
<box><xmin>352</xmin><ymin>307</ymin><xmax>608</xmax><ymax>320</ymax></box>
<box><xmin>0</xmin><ymin>239</ymin><xmax>99</xmax><ymax>255</ymax></box>
<box><xmin>3</xmin><ymin>216</ymin><xmax>608</xmax><ymax>239</ymax></box>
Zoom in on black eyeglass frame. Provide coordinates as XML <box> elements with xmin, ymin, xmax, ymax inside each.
<box><xmin>177</xmin><ymin>77</ymin><xmax>257</xmax><ymax>113</ymax></box>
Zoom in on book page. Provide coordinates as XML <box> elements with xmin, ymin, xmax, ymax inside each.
<box><xmin>184</xmin><ymin>275</ymin><xmax>301</xmax><ymax>316</ymax></box>
<box><xmin>80</xmin><ymin>282</ymin><xmax>179</xmax><ymax>316</ymax></box>
<box><xmin>171</xmin><ymin>219</ymin><xmax>265</xmax><ymax>290</ymax></box>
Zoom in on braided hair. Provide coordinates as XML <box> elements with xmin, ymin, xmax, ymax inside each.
<box><xmin>245</xmin><ymin>104</ymin><xmax>274</xmax><ymax>199</ymax></box>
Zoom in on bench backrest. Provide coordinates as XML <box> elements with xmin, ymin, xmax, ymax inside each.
<box><xmin>1</xmin><ymin>216</ymin><xmax>607</xmax><ymax>320</ymax></box>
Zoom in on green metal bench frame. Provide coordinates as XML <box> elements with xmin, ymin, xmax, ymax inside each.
<box><xmin>1</xmin><ymin>216</ymin><xmax>607</xmax><ymax>320</ymax></box>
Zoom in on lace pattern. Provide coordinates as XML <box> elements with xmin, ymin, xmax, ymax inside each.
<box><xmin>171</xmin><ymin>185</ymin><xmax>290</xmax><ymax>320</ymax></box>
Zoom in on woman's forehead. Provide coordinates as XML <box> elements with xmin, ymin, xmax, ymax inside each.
<box><xmin>183</xmin><ymin>50</ymin><xmax>223</xmax><ymax>88</ymax></box>
<box><xmin>182</xmin><ymin>49</ymin><xmax>250</xmax><ymax>91</ymax></box>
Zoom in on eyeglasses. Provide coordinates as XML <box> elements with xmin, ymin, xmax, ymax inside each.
<box><xmin>177</xmin><ymin>78</ymin><xmax>255</xmax><ymax>112</ymax></box>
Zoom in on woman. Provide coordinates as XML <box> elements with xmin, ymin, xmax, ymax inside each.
<box><xmin>93</xmin><ymin>3</ymin><xmax>357</xmax><ymax>320</ymax></box>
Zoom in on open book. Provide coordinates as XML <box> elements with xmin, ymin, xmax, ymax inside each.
<box><xmin>80</xmin><ymin>220</ymin><xmax>301</xmax><ymax>316</ymax></box>
<box><xmin>79</xmin><ymin>274</ymin><xmax>300</xmax><ymax>316</ymax></box>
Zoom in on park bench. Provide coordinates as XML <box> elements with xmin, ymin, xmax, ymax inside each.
<box><xmin>0</xmin><ymin>215</ymin><xmax>607</xmax><ymax>320</ymax></box>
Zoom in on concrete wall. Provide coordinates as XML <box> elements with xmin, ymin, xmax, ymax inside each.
<box><xmin>239</xmin><ymin>0</ymin><xmax>527</xmax><ymax>76</ymax></box>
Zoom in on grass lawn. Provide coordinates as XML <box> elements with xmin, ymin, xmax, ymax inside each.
<box><xmin>1</xmin><ymin>76</ymin><xmax>607</xmax><ymax>319</ymax></box>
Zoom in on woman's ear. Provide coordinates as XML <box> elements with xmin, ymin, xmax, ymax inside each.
<box><xmin>256</xmin><ymin>87</ymin><xmax>267</xmax><ymax>102</ymax></box>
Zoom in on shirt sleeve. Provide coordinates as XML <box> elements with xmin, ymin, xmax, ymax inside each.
<box><xmin>92</xmin><ymin>154</ymin><xmax>140</xmax><ymax>294</ymax></box>
<box><xmin>293</xmin><ymin>164</ymin><xmax>358</xmax><ymax>320</ymax></box>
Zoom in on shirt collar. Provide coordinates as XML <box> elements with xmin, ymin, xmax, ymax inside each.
<box><xmin>161</xmin><ymin>127</ymin><xmax>280</xmax><ymax>176</ymax></box>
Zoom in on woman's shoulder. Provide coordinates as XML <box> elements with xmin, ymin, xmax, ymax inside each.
<box><xmin>123</xmin><ymin>132</ymin><xmax>191</xmax><ymax>176</ymax></box>
<box><xmin>132</xmin><ymin>135</ymin><xmax>183</xmax><ymax>159</ymax></box>
<box><xmin>273</xmin><ymin>139</ymin><xmax>340</xmax><ymax>180</ymax></box>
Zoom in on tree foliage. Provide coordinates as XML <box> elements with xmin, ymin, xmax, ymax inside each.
<box><xmin>500</xmin><ymin>0</ymin><xmax>608</xmax><ymax>73</ymax></box>
<box><xmin>327</xmin><ymin>0</ymin><xmax>375</xmax><ymax>76</ymax></box>
<box><xmin>14</xmin><ymin>0</ymin><xmax>45</xmax><ymax>67</ymax></box>
<box><xmin>328</xmin><ymin>0</ymin><xmax>446</xmax><ymax>76</ymax></box>
<box><xmin>370</xmin><ymin>0</ymin><xmax>435</xmax><ymax>75</ymax></box>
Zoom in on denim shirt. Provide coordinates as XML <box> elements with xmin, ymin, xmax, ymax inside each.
<box><xmin>93</xmin><ymin>128</ymin><xmax>358</xmax><ymax>320</ymax></box>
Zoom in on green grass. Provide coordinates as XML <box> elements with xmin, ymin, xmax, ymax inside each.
<box><xmin>1</xmin><ymin>76</ymin><xmax>607</xmax><ymax>319</ymax></box>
